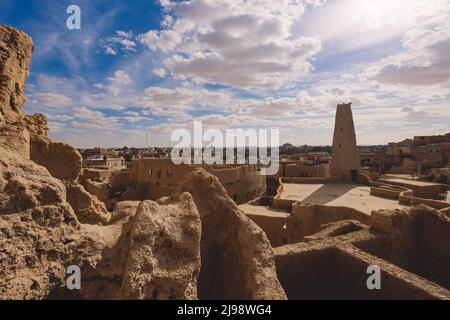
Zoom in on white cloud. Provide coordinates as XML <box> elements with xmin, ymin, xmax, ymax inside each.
<box><xmin>100</xmin><ymin>30</ymin><xmax>137</xmax><ymax>56</ymax></box>
<box><xmin>72</xmin><ymin>107</ymin><xmax>122</xmax><ymax>130</ymax></box>
<box><xmin>234</xmin><ymin>91</ymin><xmax>339</xmax><ymax>117</ymax></box>
<box><xmin>108</xmin><ymin>70</ymin><xmax>132</xmax><ymax>85</ymax></box>
<box><xmin>364</xmin><ymin>0</ymin><xmax>450</xmax><ymax>86</ymax></box>
<box><xmin>123</xmin><ymin>116</ymin><xmax>153</xmax><ymax>123</ymax></box>
<box><xmin>105</xmin><ymin>47</ymin><xmax>117</xmax><ymax>55</ymax></box>
<box><xmin>109</xmin><ymin>105</ymin><xmax>126</xmax><ymax>111</ymax></box>
<box><xmin>139</xmin><ymin>29</ymin><xmax>182</xmax><ymax>52</ymax></box>
<box><xmin>29</xmin><ymin>92</ymin><xmax>73</xmax><ymax>108</ymax></box>
<box><xmin>47</xmin><ymin>114</ymin><xmax>74</xmax><ymax>121</ymax></box>
<box><xmin>91</xmin><ymin>70</ymin><xmax>133</xmax><ymax>98</ymax></box>
<box><xmin>153</xmin><ymin>68</ymin><xmax>167</xmax><ymax>77</ymax></box>
<box><xmin>124</xmin><ymin>111</ymin><xmax>140</xmax><ymax>116</ymax></box>
<box><xmin>140</xmin><ymin>0</ymin><xmax>324</xmax><ymax>89</ymax></box>
<box><xmin>133</xmin><ymin>86</ymin><xmax>233</xmax><ymax>119</ymax></box>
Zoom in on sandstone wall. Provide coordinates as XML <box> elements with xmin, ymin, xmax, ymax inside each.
<box><xmin>399</xmin><ymin>190</ymin><xmax>450</xmax><ymax>210</ymax></box>
<box><xmin>30</xmin><ymin>137</ymin><xmax>83</xmax><ymax>181</ymax></box>
<box><xmin>244</xmin><ymin>201</ymin><xmax>373</xmax><ymax>248</ymax></box>
<box><xmin>274</xmin><ymin>214</ymin><xmax>450</xmax><ymax>300</ymax></box>
<box><xmin>245</xmin><ymin>212</ymin><xmax>288</xmax><ymax>247</ymax></box>
<box><xmin>284</xmin><ymin>163</ymin><xmax>330</xmax><ymax>178</ymax></box>
<box><xmin>371</xmin><ymin>205</ymin><xmax>450</xmax><ymax>290</ymax></box>
<box><xmin>370</xmin><ymin>185</ymin><xmax>403</xmax><ymax>199</ymax></box>
<box><xmin>116</xmin><ymin>195</ymin><xmax>201</xmax><ymax>299</ymax></box>
<box><xmin>125</xmin><ymin>158</ymin><xmax>266</xmax><ymax>204</ymax></box>
<box><xmin>83</xmin><ymin>179</ymin><xmax>109</xmax><ymax>204</ymax></box>
<box><xmin>0</xmin><ymin>26</ymin><xmax>33</xmax><ymax>125</ymax></box>
<box><xmin>379</xmin><ymin>178</ymin><xmax>447</xmax><ymax>199</ymax></box>
<box><xmin>171</xmin><ymin>169</ymin><xmax>286</xmax><ymax>300</ymax></box>
<box><xmin>287</xmin><ymin>204</ymin><xmax>371</xmax><ymax>244</ymax></box>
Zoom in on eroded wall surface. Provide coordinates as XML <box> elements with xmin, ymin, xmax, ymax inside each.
<box><xmin>125</xmin><ymin>158</ymin><xmax>266</xmax><ymax>204</ymax></box>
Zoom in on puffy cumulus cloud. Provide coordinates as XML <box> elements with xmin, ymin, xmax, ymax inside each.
<box><xmin>94</xmin><ymin>70</ymin><xmax>133</xmax><ymax>97</ymax></box>
<box><xmin>29</xmin><ymin>92</ymin><xmax>73</xmax><ymax>108</ymax></box>
<box><xmin>140</xmin><ymin>29</ymin><xmax>182</xmax><ymax>52</ymax></box>
<box><xmin>133</xmin><ymin>86</ymin><xmax>233</xmax><ymax>119</ymax></box>
<box><xmin>233</xmin><ymin>91</ymin><xmax>344</xmax><ymax>117</ymax></box>
<box><xmin>370</xmin><ymin>0</ymin><xmax>450</xmax><ymax>86</ymax></box>
<box><xmin>123</xmin><ymin>116</ymin><xmax>153</xmax><ymax>123</ymax></box>
<box><xmin>196</xmin><ymin>113</ymin><xmax>273</xmax><ymax>129</ymax></box>
<box><xmin>401</xmin><ymin>106</ymin><xmax>430</xmax><ymax>118</ymax></box>
<box><xmin>108</xmin><ymin>70</ymin><xmax>132</xmax><ymax>85</ymax></box>
<box><xmin>47</xmin><ymin>114</ymin><xmax>74</xmax><ymax>122</ymax></box>
<box><xmin>147</xmin><ymin>113</ymin><xmax>274</xmax><ymax>136</ymax></box>
<box><xmin>153</xmin><ymin>68</ymin><xmax>167</xmax><ymax>77</ymax></box>
<box><xmin>122</xmin><ymin>110</ymin><xmax>153</xmax><ymax>123</ymax></box>
<box><xmin>100</xmin><ymin>30</ymin><xmax>137</xmax><ymax>56</ymax></box>
<box><xmin>109</xmin><ymin>105</ymin><xmax>126</xmax><ymax>111</ymax></box>
<box><xmin>304</xmin><ymin>70</ymin><xmax>450</xmax><ymax>112</ymax></box>
<box><xmin>146</xmin><ymin>112</ymin><xmax>334</xmax><ymax>146</ymax></box>
<box><xmin>71</xmin><ymin>107</ymin><xmax>122</xmax><ymax>130</ymax></box>
<box><xmin>147</xmin><ymin>122</ymin><xmax>188</xmax><ymax>134</ymax></box>
<box><xmin>139</xmin><ymin>0</ymin><xmax>323</xmax><ymax>88</ymax></box>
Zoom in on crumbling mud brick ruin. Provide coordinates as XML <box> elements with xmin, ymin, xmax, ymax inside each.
<box><xmin>0</xmin><ymin>26</ymin><xmax>449</xmax><ymax>300</ymax></box>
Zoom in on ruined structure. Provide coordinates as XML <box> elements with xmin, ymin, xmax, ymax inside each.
<box><xmin>283</xmin><ymin>163</ymin><xmax>329</xmax><ymax>178</ymax></box>
<box><xmin>0</xmin><ymin>25</ymin><xmax>449</xmax><ymax>301</ymax></box>
<box><xmin>330</xmin><ymin>103</ymin><xmax>360</xmax><ymax>182</ymax></box>
<box><xmin>275</xmin><ymin>206</ymin><xmax>450</xmax><ymax>299</ymax></box>
<box><xmin>122</xmin><ymin>158</ymin><xmax>266</xmax><ymax>205</ymax></box>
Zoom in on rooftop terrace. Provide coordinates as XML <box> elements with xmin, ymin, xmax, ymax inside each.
<box><xmin>279</xmin><ymin>183</ymin><xmax>406</xmax><ymax>215</ymax></box>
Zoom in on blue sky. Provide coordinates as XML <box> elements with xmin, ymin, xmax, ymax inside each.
<box><xmin>1</xmin><ymin>0</ymin><xmax>449</xmax><ymax>147</ymax></box>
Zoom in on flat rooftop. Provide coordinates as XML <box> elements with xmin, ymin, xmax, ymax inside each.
<box><xmin>279</xmin><ymin>183</ymin><xmax>407</xmax><ymax>215</ymax></box>
<box><xmin>239</xmin><ymin>204</ymin><xmax>290</xmax><ymax>217</ymax></box>
<box><xmin>382</xmin><ymin>178</ymin><xmax>442</xmax><ymax>187</ymax></box>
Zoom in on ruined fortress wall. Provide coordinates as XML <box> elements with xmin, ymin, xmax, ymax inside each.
<box><xmin>389</xmin><ymin>165</ymin><xmax>413</xmax><ymax>174</ymax></box>
<box><xmin>274</xmin><ymin>206</ymin><xmax>450</xmax><ymax>300</ymax></box>
<box><xmin>370</xmin><ymin>186</ymin><xmax>403</xmax><ymax>199</ymax></box>
<box><xmin>126</xmin><ymin>158</ymin><xmax>266</xmax><ymax>204</ymax></box>
<box><xmin>370</xmin><ymin>206</ymin><xmax>450</xmax><ymax>290</ymax></box>
<box><xmin>280</xmin><ymin>177</ymin><xmax>337</xmax><ymax>184</ymax></box>
<box><xmin>110</xmin><ymin>171</ymin><xmax>130</xmax><ymax>187</ymax></box>
<box><xmin>275</xmin><ymin>244</ymin><xmax>447</xmax><ymax>299</ymax></box>
<box><xmin>272</xmin><ymin>183</ymin><xmax>295</xmax><ymax>210</ymax></box>
<box><xmin>273</xmin><ymin>198</ymin><xmax>296</xmax><ymax>211</ymax></box>
<box><xmin>284</xmin><ymin>163</ymin><xmax>330</xmax><ymax>178</ymax></box>
<box><xmin>245</xmin><ymin>202</ymin><xmax>372</xmax><ymax>248</ymax></box>
<box><xmin>286</xmin><ymin>204</ymin><xmax>371</xmax><ymax>244</ymax></box>
<box><xmin>245</xmin><ymin>213</ymin><xmax>287</xmax><ymax>247</ymax></box>
<box><xmin>399</xmin><ymin>190</ymin><xmax>450</xmax><ymax>210</ymax></box>
<box><xmin>416</xmin><ymin>210</ymin><xmax>450</xmax><ymax>288</ymax></box>
<box><xmin>211</xmin><ymin>164</ymin><xmax>266</xmax><ymax>203</ymax></box>
<box><xmin>380</xmin><ymin>178</ymin><xmax>447</xmax><ymax>199</ymax></box>
<box><xmin>330</xmin><ymin>103</ymin><xmax>360</xmax><ymax>182</ymax></box>
<box><xmin>80</xmin><ymin>168</ymin><xmax>111</xmax><ymax>183</ymax></box>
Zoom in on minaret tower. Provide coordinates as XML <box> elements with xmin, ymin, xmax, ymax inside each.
<box><xmin>330</xmin><ymin>103</ymin><xmax>360</xmax><ymax>182</ymax></box>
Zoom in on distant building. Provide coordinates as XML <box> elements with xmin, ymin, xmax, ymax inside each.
<box><xmin>84</xmin><ymin>156</ymin><xmax>125</xmax><ymax>172</ymax></box>
<box><xmin>384</xmin><ymin>134</ymin><xmax>450</xmax><ymax>174</ymax></box>
<box><xmin>359</xmin><ymin>152</ymin><xmax>385</xmax><ymax>174</ymax></box>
